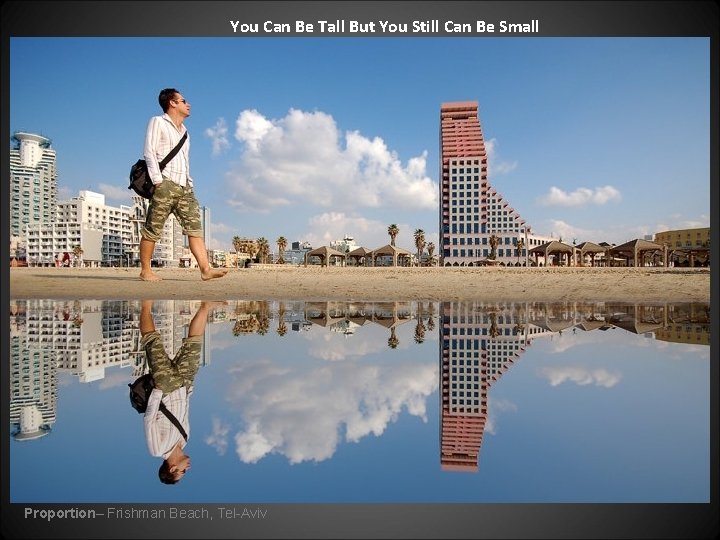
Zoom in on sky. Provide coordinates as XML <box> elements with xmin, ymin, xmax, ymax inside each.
<box><xmin>10</xmin><ymin>299</ymin><xmax>710</xmax><ymax>504</ymax></box>
<box><xmin>9</xmin><ymin>36</ymin><xmax>710</xmax><ymax>252</ymax></box>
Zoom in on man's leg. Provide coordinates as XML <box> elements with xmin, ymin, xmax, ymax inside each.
<box><xmin>188</xmin><ymin>235</ymin><xmax>228</xmax><ymax>281</ymax></box>
<box><xmin>139</xmin><ymin>237</ymin><xmax>162</xmax><ymax>281</ymax></box>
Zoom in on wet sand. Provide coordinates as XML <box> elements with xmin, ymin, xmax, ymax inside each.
<box><xmin>9</xmin><ymin>265</ymin><xmax>711</xmax><ymax>303</ymax></box>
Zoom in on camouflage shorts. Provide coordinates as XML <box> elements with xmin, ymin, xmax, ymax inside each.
<box><xmin>141</xmin><ymin>331</ymin><xmax>202</xmax><ymax>393</ymax></box>
<box><xmin>141</xmin><ymin>178</ymin><xmax>203</xmax><ymax>242</ymax></box>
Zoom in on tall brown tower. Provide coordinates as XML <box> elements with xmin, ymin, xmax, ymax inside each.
<box><xmin>439</xmin><ymin>101</ymin><xmax>534</xmax><ymax>266</ymax></box>
<box><xmin>439</xmin><ymin>102</ymin><xmax>489</xmax><ymax>266</ymax></box>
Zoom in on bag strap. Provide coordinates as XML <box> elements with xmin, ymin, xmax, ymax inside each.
<box><xmin>158</xmin><ymin>132</ymin><xmax>188</xmax><ymax>172</ymax></box>
<box><xmin>158</xmin><ymin>401</ymin><xmax>188</xmax><ymax>441</ymax></box>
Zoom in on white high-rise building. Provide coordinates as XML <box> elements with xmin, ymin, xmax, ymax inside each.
<box><xmin>10</xmin><ymin>131</ymin><xmax>58</xmax><ymax>245</ymax></box>
<box><xmin>25</xmin><ymin>190</ymin><xmax>185</xmax><ymax>267</ymax></box>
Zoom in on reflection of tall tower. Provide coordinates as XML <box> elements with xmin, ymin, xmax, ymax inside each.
<box><xmin>10</xmin><ymin>301</ymin><xmax>57</xmax><ymax>441</ymax></box>
<box><xmin>439</xmin><ymin>301</ymin><xmax>533</xmax><ymax>472</ymax></box>
<box><xmin>439</xmin><ymin>301</ymin><xmax>488</xmax><ymax>472</ymax></box>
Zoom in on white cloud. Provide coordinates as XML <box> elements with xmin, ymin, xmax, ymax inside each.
<box><xmin>226</xmin><ymin>108</ymin><xmax>437</xmax><ymax>213</ymax></box>
<box><xmin>96</xmin><ymin>183</ymin><xmax>130</xmax><ymax>202</ymax></box>
<box><xmin>224</xmin><ymin>357</ymin><xmax>438</xmax><ymax>464</ymax></box>
<box><xmin>485</xmin><ymin>138</ymin><xmax>518</xmax><ymax>176</ymax></box>
<box><xmin>205</xmin><ymin>118</ymin><xmax>230</xmax><ymax>156</ymax></box>
<box><xmin>539</xmin><ymin>366</ymin><xmax>621</xmax><ymax>388</ymax></box>
<box><xmin>485</xmin><ymin>397</ymin><xmax>518</xmax><ymax>436</ymax></box>
<box><xmin>204</xmin><ymin>417</ymin><xmax>231</xmax><ymax>455</ymax></box>
<box><xmin>537</xmin><ymin>185</ymin><xmax>621</xmax><ymax>207</ymax></box>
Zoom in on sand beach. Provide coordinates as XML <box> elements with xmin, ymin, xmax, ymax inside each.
<box><xmin>9</xmin><ymin>265</ymin><xmax>711</xmax><ymax>303</ymax></box>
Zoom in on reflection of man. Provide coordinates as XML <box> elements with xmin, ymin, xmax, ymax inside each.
<box><xmin>140</xmin><ymin>300</ymin><xmax>222</xmax><ymax>484</ymax></box>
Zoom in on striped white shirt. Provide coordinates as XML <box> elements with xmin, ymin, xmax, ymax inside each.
<box><xmin>144</xmin><ymin>386</ymin><xmax>193</xmax><ymax>459</ymax></box>
<box><xmin>144</xmin><ymin>113</ymin><xmax>193</xmax><ymax>188</ymax></box>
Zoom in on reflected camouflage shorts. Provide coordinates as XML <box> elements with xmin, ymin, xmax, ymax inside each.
<box><xmin>141</xmin><ymin>178</ymin><xmax>203</xmax><ymax>242</ymax></box>
<box><xmin>141</xmin><ymin>331</ymin><xmax>202</xmax><ymax>393</ymax></box>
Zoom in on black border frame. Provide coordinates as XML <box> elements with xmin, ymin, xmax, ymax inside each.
<box><xmin>2</xmin><ymin>1</ymin><xmax>718</xmax><ymax>538</ymax></box>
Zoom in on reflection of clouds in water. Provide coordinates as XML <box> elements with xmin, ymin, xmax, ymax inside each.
<box><xmin>97</xmin><ymin>371</ymin><xmax>131</xmax><ymax>390</ymax></box>
<box><xmin>303</xmin><ymin>328</ymin><xmax>393</xmax><ymax>361</ymax></box>
<box><xmin>205</xmin><ymin>417</ymin><xmax>231</xmax><ymax>456</ymax></box>
<box><xmin>485</xmin><ymin>397</ymin><xmax>518</xmax><ymax>436</ymax></box>
<box><xmin>220</xmin><ymin>358</ymin><xmax>437</xmax><ymax>464</ymax></box>
<box><xmin>539</xmin><ymin>366</ymin><xmax>621</xmax><ymax>388</ymax></box>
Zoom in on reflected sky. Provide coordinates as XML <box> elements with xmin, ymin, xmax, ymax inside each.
<box><xmin>9</xmin><ymin>299</ymin><xmax>710</xmax><ymax>503</ymax></box>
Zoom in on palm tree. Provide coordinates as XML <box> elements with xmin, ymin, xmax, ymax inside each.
<box><xmin>276</xmin><ymin>236</ymin><xmax>287</xmax><ymax>264</ymax></box>
<box><xmin>387</xmin><ymin>224</ymin><xmax>399</xmax><ymax>246</ymax></box>
<box><xmin>516</xmin><ymin>237</ymin><xmax>525</xmax><ymax>265</ymax></box>
<box><xmin>232</xmin><ymin>235</ymin><xmax>244</xmax><ymax>268</ymax></box>
<box><xmin>489</xmin><ymin>234</ymin><xmax>499</xmax><ymax>260</ymax></box>
<box><xmin>413</xmin><ymin>228</ymin><xmax>426</xmax><ymax>266</ymax></box>
<box><xmin>426</xmin><ymin>242</ymin><xmax>436</xmax><ymax>266</ymax></box>
<box><xmin>256</xmin><ymin>237</ymin><xmax>270</xmax><ymax>263</ymax></box>
<box><xmin>72</xmin><ymin>244</ymin><xmax>83</xmax><ymax>268</ymax></box>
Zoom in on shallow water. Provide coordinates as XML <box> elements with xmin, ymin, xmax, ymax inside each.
<box><xmin>9</xmin><ymin>299</ymin><xmax>710</xmax><ymax>503</ymax></box>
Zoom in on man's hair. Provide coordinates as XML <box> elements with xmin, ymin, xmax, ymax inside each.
<box><xmin>158</xmin><ymin>88</ymin><xmax>180</xmax><ymax>113</ymax></box>
<box><xmin>158</xmin><ymin>460</ymin><xmax>180</xmax><ymax>485</ymax></box>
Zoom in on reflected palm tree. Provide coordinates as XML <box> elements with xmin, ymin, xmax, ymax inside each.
<box><xmin>388</xmin><ymin>327</ymin><xmax>399</xmax><ymax>349</ymax></box>
<box><xmin>277</xmin><ymin>302</ymin><xmax>287</xmax><ymax>336</ymax></box>
<box><xmin>426</xmin><ymin>302</ymin><xmax>436</xmax><ymax>331</ymax></box>
<box><xmin>414</xmin><ymin>303</ymin><xmax>426</xmax><ymax>343</ymax></box>
<box><xmin>488</xmin><ymin>312</ymin><xmax>500</xmax><ymax>338</ymax></box>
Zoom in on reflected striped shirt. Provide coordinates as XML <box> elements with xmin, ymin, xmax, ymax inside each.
<box><xmin>144</xmin><ymin>386</ymin><xmax>193</xmax><ymax>459</ymax></box>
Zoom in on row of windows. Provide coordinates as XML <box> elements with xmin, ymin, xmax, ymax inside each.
<box><xmin>448</xmin><ymin>248</ymin><xmax>525</xmax><ymax>258</ymax></box>
<box><xmin>450</xmin><ymin>366</ymin><xmax>481</xmax><ymax>373</ymax></box>
<box><xmin>449</xmin><ymin>236</ymin><xmax>520</xmax><ymax>246</ymax></box>
<box><xmin>451</xmin><ymin>391</ymin><xmax>480</xmax><ymax>399</ymax></box>
<box><xmin>451</xmin><ymin>325</ymin><xmax>520</xmax><ymax>334</ymax></box>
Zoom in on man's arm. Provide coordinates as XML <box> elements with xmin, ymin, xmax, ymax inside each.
<box><xmin>143</xmin><ymin>116</ymin><xmax>164</xmax><ymax>185</ymax></box>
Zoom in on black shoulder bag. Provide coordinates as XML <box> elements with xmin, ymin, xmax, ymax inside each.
<box><xmin>128</xmin><ymin>132</ymin><xmax>188</xmax><ymax>199</ymax></box>
<box><xmin>128</xmin><ymin>373</ymin><xmax>188</xmax><ymax>440</ymax></box>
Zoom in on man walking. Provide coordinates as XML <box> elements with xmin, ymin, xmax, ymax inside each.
<box><xmin>139</xmin><ymin>88</ymin><xmax>227</xmax><ymax>282</ymax></box>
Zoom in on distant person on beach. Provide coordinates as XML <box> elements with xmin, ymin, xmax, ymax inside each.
<box><xmin>140</xmin><ymin>300</ymin><xmax>224</xmax><ymax>484</ymax></box>
<box><xmin>139</xmin><ymin>88</ymin><xmax>228</xmax><ymax>282</ymax></box>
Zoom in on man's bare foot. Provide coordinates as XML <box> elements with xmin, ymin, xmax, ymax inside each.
<box><xmin>200</xmin><ymin>268</ymin><xmax>228</xmax><ymax>281</ymax></box>
<box><xmin>139</xmin><ymin>271</ymin><xmax>162</xmax><ymax>282</ymax></box>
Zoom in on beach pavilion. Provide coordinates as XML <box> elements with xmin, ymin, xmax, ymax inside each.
<box><xmin>347</xmin><ymin>246</ymin><xmax>373</xmax><ymax>266</ymax></box>
<box><xmin>608</xmin><ymin>238</ymin><xmax>667</xmax><ymax>267</ymax></box>
<box><xmin>303</xmin><ymin>245</ymin><xmax>347</xmax><ymax>267</ymax></box>
<box><xmin>529</xmin><ymin>240</ymin><xmax>576</xmax><ymax>266</ymax></box>
<box><xmin>304</xmin><ymin>301</ymin><xmax>348</xmax><ymax>328</ymax></box>
<box><xmin>575</xmin><ymin>241</ymin><xmax>608</xmax><ymax>267</ymax></box>
<box><xmin>370</xmin><ymin>244</ymin><xmax>412</xmax><ymax>267</ymax></box>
